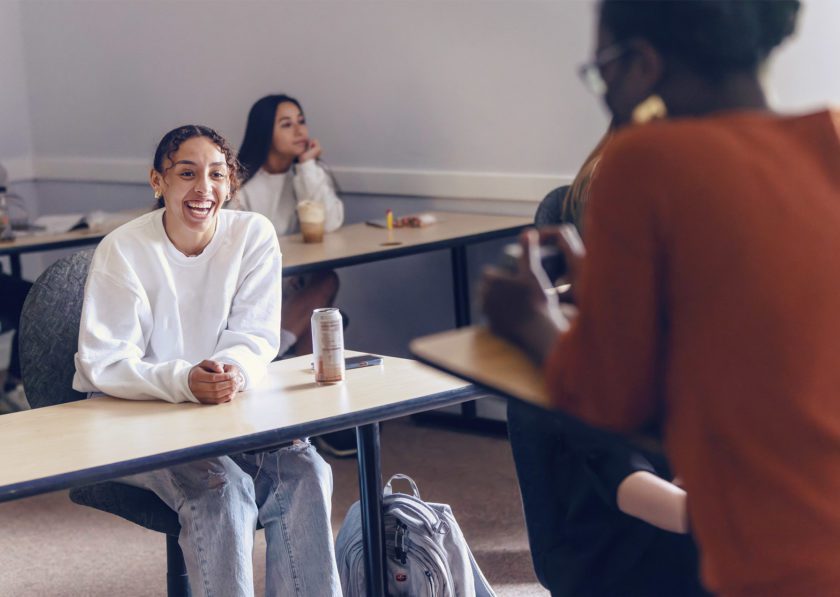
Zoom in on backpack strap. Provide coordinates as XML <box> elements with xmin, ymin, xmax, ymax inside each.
<box><xmin>384</xmin><ymin>473</ymin><xmax>421</xmax><ymax>499</ymax></box>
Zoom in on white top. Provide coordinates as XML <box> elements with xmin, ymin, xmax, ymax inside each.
<box><xmin>72</xmin><ymin>209</ymin><xmax>283</xmax><ymax>404</ymax></box>
<box><xmin>237</xmin><ymin>160</ymin><xmax>344</xmax><ymax>236</ymax></box>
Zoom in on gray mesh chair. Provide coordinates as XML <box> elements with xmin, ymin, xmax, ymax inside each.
<box><xmin>19</xmin><ymin>249</ymin><xmax>190</xmax><ymax>597</ymax></box>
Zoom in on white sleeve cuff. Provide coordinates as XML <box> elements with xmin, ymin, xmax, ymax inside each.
<box><xmin>179</xmin><ymin>366</ymin><xmax>200</xmax><ymax>403</ymax></box>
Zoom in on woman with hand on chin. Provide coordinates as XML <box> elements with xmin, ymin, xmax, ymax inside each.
<box><xmin>238</xmin><ymin>94</ymin><xmax>343</xmax><ymax>357</ymax></box>
<box><xmin>73</xmin><ymin>125</ymin><xmax>340</xmax><ymax>596</ymax></box>
<box><xmin>238</xmin><ymin>95</ymin><xmax>357</xmax><ymax>458</ymax></box>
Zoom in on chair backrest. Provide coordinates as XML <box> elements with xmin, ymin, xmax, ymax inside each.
<box><xmin>534</xmin><ymin>185</ymin><xmax>571</xmax><ymax>227</ymax></box>
<box><xmin>19</xmin><ymin>249</ymin><xmax>94</xmax><ymax>409</ymax></box>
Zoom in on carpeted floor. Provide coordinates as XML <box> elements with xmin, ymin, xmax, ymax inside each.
<box><xmin>0</xmin><ymin>416</ymin><xmax>548</xmax><ymax>596</ymax></box>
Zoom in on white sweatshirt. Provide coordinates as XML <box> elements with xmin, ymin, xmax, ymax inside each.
<box><xmin>238</xmin><ymin>160</ymin><xmax>344</xmax><ymax>236</ymax></box>
<box><xmin>72</xmin><ymin>209</ymin><xmax>282</xmax><ymax>403</ymax></box>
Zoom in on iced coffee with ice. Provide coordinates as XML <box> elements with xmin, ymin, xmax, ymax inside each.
<box><xmin>297</xmin><ymin>200</ymin><xmax>326</xmax><ymax>243</ymax></box>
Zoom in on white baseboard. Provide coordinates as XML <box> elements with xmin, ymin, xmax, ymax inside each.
<box><xmin>330</xmin><ymin>166</ymin><xmax>571</xmax><ymax>201</ymax></box>
<box><xmin>26</xmin><ymin>157</ymin><xmax>572</xmax><ymax>202</ymax></box>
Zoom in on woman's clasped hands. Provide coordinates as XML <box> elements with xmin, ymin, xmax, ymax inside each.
<box><xmin>188</xmin><ymin>359</ymin><xmax>245</xmax><ymax>404</ymax></box>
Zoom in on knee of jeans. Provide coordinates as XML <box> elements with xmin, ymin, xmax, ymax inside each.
<box><xmin>308</xmin><ymin>447</ymin><xmax>334</xmax><ymax>495</ymax></box>
<box><xmin>281</xmin><ymin>443</ymin><xmax>333</xmax><ymax>495</ymax></box>
<box><xmin>173</xmin><ymin>459</ymin><xmax>255</xmax><ymax>506</ymax></box>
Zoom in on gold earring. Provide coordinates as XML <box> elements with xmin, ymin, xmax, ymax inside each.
<box><xmin>632</xmin><ymin>94</ymin><xmax>667</xmax><ymax>124</ymax></box>
<box><xmin>154</xmin><ymin>191</ymin><xmax>162</xmax><ymax>199</ymax></box>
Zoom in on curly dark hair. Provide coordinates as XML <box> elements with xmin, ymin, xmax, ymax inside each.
<box><xmin>152</xmin><ymin>125</ymin><xmax>242</xmax><ymax>208</ymax></box>
<box><xmin>599</xmin><ymin>0</ymin><xmax>800</xmax><ymax>79</ymax></box>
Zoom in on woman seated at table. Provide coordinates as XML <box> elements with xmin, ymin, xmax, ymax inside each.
<box><xmin>237</xmin><ymin>94</ymin><xmax>344</xmax><ymax>357</ymax></box>
<box><xmin>73</xmin><ymin>125</ymin><xmax>340</xmax><ymax>597</ymax></box>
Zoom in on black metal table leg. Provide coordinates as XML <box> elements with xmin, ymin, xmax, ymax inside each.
<box><xmin>356</xmin><ymin>423</ymin><xmax>386</xmax><ymax>597</ymax></box>
<box><xmin>10</xmin><ymin>254</ymin><xmax>22</xmax><ymax>279</ymax></box>
<box><xmin>412</xmin><ymin>244</ymin><xmax>509</xmax><ymax>434</ymax></box>
<box><xmin>452</xmin><ymin>245</ymin><xmax>481</xmax><ymax>420</ymax></box>
<box><xmin>450</xmin><ymin>245</ymin><xmax>470</xmax><ymax>328</ymax></box>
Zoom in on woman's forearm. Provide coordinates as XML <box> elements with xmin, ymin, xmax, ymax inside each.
<box><xmin>616</xmin><ymin>471</ymin><xmax>689</xmax><ymax>534</ymax></box>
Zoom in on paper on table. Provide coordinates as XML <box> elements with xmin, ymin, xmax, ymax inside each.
<box><xmin>365</xmin><ymin>213</ymin><xmax>439</xmax><ymax>228</ymax></box>
<box><xmin>32</xmin><ymin>210</ymin><xmax>140</xmax><ymax>235</ymax></box>
<box><xmin>33</xmin><ymin>213</ymin><xmax>86</xmax><ymax>234</ymax></box>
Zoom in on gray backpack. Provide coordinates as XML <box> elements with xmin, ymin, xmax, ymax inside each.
<box><xmin>335</xmin><ymin>474</ymin><xmax>495</xmax><ymax>597</ymax></box>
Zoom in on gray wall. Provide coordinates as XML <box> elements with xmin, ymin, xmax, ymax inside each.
<box><xmin>4</xmin><ymin>0</ymin><xmax>840</xmax><ymax>185</ymax></box>
<box><xmin>4</xmin><ymin>179</ymin><xmax>534</xmax><ymax>361</ymax></box>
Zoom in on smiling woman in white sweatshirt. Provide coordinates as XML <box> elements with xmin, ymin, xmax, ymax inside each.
<box><xmin>73</xmin><ymin>125</ymin><xmax>340</xmax><ymax>597</ymax></box>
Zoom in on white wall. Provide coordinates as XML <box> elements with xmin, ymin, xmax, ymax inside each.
<box><xmin>17</xmin><ymin>0</ymin><xmax>605</xmax><ymax>200</ymax></box>
<box><xmin>5</xmin><ymin>0</ymin><xmax>839</xmax><ymax>199</ymax></box>
<box><xmin>0</xmin><ymin>0</ymin><xmax>34</xmax><ymax>179</ymax></box>
<box><xmin>768</xmin><ymin>0</ymin><xmax>840</xmax><ymax>111</ymax></box>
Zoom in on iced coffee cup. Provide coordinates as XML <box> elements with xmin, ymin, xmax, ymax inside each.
<box><xmin>297</xmin><ymin>200</ymin><xmax>326</xmax><ymax>243</ymax></box>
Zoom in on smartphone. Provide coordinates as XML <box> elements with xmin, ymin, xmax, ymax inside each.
<box><xmin>501</xmin><ymin>243</ymin><xmax>567</xmax><ymax>281</ymax></box>
<box><xmin>345</xmin><ymin>354</ymin><xmax>383</xmax><ymax>369</ymax></box>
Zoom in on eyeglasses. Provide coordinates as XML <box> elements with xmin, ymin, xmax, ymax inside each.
<box><xmin>578</xmin><ymin>42</ymin><xmax>631</xmax><ymax>96</ymax></box>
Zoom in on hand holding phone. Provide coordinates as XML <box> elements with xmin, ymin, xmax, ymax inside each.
<box><xmin>501</xmin><ymin>243</ymin><xmax>567</xmax><ymax>282</ymax></box>
<box><xmin>540</xmin><ymin>224</ymin><xmax>585</xmax><ymax>289</ymax></box>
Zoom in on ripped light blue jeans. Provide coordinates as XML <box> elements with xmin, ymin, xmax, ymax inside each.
<box><xmin>122</xmin><ymin>440</ymin><xmax>341</xmax><ymax>597</ymax></box>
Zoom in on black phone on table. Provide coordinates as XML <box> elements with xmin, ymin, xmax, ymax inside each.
<box><xmin>345</xmin><ymin>354</ymin><xmax>383</xmax><ymax>369</ymax></box>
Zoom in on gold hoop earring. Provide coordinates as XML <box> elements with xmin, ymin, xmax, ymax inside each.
<box><xmin>632</xmin><ymin>94</ymin><xmax>667</xmax><ymax>124</ymax></box>
<box><xmin>154</xmin><ymin>191</ymin><xmax>162</xmax><ymax>199</ymax></box>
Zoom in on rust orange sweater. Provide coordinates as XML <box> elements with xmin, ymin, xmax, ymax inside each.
<box><xmin>546</xmin><ymin>110</ymin><xmax>840</xmax><ymax>596</ymax></box>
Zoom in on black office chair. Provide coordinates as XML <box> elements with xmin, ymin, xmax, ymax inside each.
<box><xmin>534</xmin><ymin>184</ymin><xmax>571</xmax><ymax>227</ymax></box>
<box><xmin>19</xmin><ymin>249</ymin><xmax>190</xmax><ymax>597</ymax></box>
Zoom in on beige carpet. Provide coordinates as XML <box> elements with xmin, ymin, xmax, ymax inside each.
<box><xmin>0</xmin><ymin>416</ymin><xmax>548</xmax><ymax>596</ymax></box>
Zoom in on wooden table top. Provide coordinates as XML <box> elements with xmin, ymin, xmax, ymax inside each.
<box><xmin>0</xmin><ymin>351</ymin><xmax>475</xmax><ymax>502</ymax></box>
<box><xmin>279</xmin><ymin>211</ymin><xmax>530</xmax><ymax>274</ymax></box>
<box><xmin>410</xmin><ymin>326</ymin><xmax>551</xmax><ymax>409</ymax></box>
<box><xmin>0</xmin><ymin>208</ymin><xmax>150</xmax><ymax>256</ymax></box>
<box><xmin>0</xmin><ymin>209</ymin><xmax>529</xmax><ymax>272</ymax></box>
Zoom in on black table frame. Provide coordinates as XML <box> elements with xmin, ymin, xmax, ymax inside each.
<box><xmin>0</xmin><ymin>234</ymin><xmax>108</xmax><ymax>279</ymax></box>
<box><xmin>3</xmin><ymin>221</ymin><xmax>527</xmax><ymax>322</ymax></box>
<box><xmin>3</xmin><ymin>222</ymin><xmax>524</xmax><ymax>432</ymax></box>
<box><xmin>281</xmin><ymin>224</ymin><xmax>526</xmax><ymax>436</ymax></box>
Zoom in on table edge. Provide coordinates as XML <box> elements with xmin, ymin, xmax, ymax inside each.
<box><xmin>0</xmin><ymin>384</ymin><xmax>478</xmax><ymax>503</ymax></box>
<box><xmin>410</xmin><ymin>347</ymin><xmax>537</xmax><ymax>411</ymax></box>
<box><xmin>282</xmin><ymin>223</ymin><xmax>528</xmax><ymax>275</ymax></box>
<box><xmin>0</xmin><ymin>233</ymin><xmax>105</xmax><ymax>256</ymax></box>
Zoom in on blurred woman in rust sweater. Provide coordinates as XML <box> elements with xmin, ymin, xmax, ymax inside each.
<box><xmin>482</xmin><ymin>1</ymin><xmax>840</xmax><ymax>595</ymax></box>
